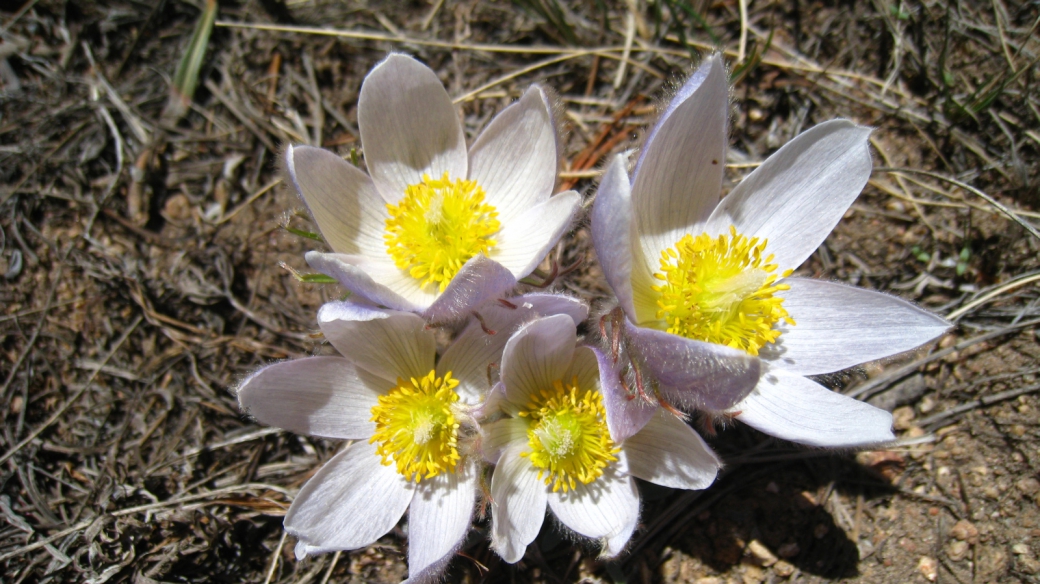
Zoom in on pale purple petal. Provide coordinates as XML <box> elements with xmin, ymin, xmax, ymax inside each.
<box><xmin>422</xmin><ymin>255</ymin><xmax>518</xmax><ymax>325</ymax></box>
<box><xmin>736</xmin><ymin>368</ymin><xmax>894</xmax><ymax>447</ymax></box>
<box><xmin>591</xmin><ymin>346</ymin><xmax>656</xmax><ymax>443</ymax></box>
<box><xmin>284</xmin><ymin>145</ymin><xmax>388</xmax><ymax>256</ymax></box>
<box><xmin>631</xmin><ymin>54</ymin><xmax>728</xmax><ymax>274</ymax></box>
<box><xmin>439</xmin><ymin>293</ymin><xmax>589</xmax><ymax>404</ymax></box>
<box><xmin>318</xmin><ymin>301</ymin><xmax>435</xmax><ymax>382</ymax></box>
<box><xmin>407</xmin><ymin>460</ymin><xmax>477</xmax><ymax>580</ymax></box>
<box><xmin>483</xmin><ymin>417</ymin><xmax>529</xmax><ymax>465</ymax></box>
<box><xmin>591</xmin><ymin>154</ymin><xmax>640</xmax><ymax>319</ymax></box>
<box><xmin>237</xmin><ymin>357</ymin><xmax>379</xmax><ymax>439</ymax></box>
<box><xmin>763</xmin><ymin>278</ymin><xmax>951</xmax><ymax>375</ymax></box>
<box><xmin>469</xmin><ymin>85</ymin><xmax>557</xmax><ymax>226</ymax></box>
<box><xmin>285</xmin><ymin>441</ymin><xmax>415</xmax><ymax>555</ymax></box>
<box><xmin>499</xmin><ymin>315</ymin><xmax>577</xmax><ymax>415</ymax></box>
<box><xmin>357</xmin><ymin>54</ymin><xmax>467</xmax><ymax>201</ymax></box>
<box><xmin>491</xmin><ymin>443</ymin><xmax>548</xmax><ymax>563</ymax></box>
<box><xmin>623</xmin><ymin>319</ymin><xmax>761</xmax><ymax>412</ymax></box>
<box><xmin>623</xmin><ymin>410</ymin><xmax>719</xmax><ymax>490</ymax></box>
<box><xmin>306</xmin><ymin>251</ymin><xmax>433</xmax><ymax>312</ymax></box>
<box><xmin>402</xmin><ymin>554</ymin><xmax>453</xmax><ymax>584</ymax></box>
<box><xmin>547</xmin><ymin>463</ymin><xmax>639</xmax><ymax>558</ymax></box>
<box><xmin>491</xmin><ymin>191</ymin><xmax>580</xmax><ymax>279</ymax></box>
<box><xmin>703</xmin><ymin>120</ymin><xmax>873</xmax><ymax>272</ymax></box>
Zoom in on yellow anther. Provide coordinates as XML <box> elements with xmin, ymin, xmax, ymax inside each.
<box><xmin>384</xmin><ymin>172</ymin><xmax>500</xmax><ymax>291</ymax></box>
<box><xmin>652</xmin><ymin>226</ymin><xmax>795</xmax><ymax>355</ymax></box>
<box><xmin>369</xmin><ymin>369</ymin><xmax>461</xmax><ymax>482</ymax></box>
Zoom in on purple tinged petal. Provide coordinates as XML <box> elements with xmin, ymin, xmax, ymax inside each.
<box><xmin>422</xmin><ymin>255</ymin><xmax>517</xmax><ymax>325</ymax></box>
<box><xmin>623</xmin><ymin>319</ymin><xmax>761</xmax><ymax>412</ymax></box>
<box><xmin>631</xmin><ymin>54</ymin><xmax>728</xmax><ymax>270</ymax></box>
<box><xmin>590</xmin><ymin>346</ymin><xmax>656</xmax><ymax>443</ymax></box>
<box><xmin>591</xmin><ymin>154</ymin><xmax>638</xmax><ymax>319</ymax></box>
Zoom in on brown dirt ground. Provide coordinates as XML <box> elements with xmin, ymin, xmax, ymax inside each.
<box><xmin>1</xmin><ymin>1</ymin><xmax>1038</xmax><ymax>583</ymax></box>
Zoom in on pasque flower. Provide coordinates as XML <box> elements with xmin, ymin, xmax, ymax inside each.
<box><xmin>287</xmin><ymin>54</ymin><xmax>580</xmax><ymax>323</ymax></box>
<box><xmin>484</xmin><ymin>315</ymin><xmax>720</xmax><ymax>561</ymax></box>
<box><xmin>237</xmin><ymin>294</ymin><xmax>587</xmax><ymax>582</ymax></box>
<box><xmin>591</xmin><ymin>54</ymin><xmax>950</xmax><ymax>447</ymax></box>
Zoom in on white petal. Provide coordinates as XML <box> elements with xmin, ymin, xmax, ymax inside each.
<box><xmin>469</xmin><ymin>85</ymin><xmax>557</xmax><ymax>226</ymax></box>
<box><xmin>704</xmin><ymin>120</ymin><xmax>873</xmax><ymax>272</ymax></box>
<box><xmin>631</xmin><ymin>55</ymin><xmax>728</xmax><ymax>280</ymax></box>
<box><xmin>402</xmin><ymin>554</ymin><xmax>453</xmax><ymax>584</ymax></box>
<box><xmin>237</xmin><ymin>357</ymin><xmax>379</xmax><ymax>439</ymax></box>
<box><xmin>491</xmin><ymin>191</ymin><xmax>580</xmax><ymax>279</ymax></box>
<box><xmin>736</xmin><ymin>368</ymin><xmax>894</xmax><ymax>447</ymax></box>
<box><xmin>499</xmin><ymin>315</ymin><xmax>577</xmax><ymax>415</ymax></box>
<box><xmin>285</xmin><ymin>441</ymin><xmax>415</xmax><ymax>553</ymax></box>
<box><xmin>318</xmin><ymin>301</ymin><xmax>436</xmax><ymax>382</ymax></box>
<box><xmin>306</xmin><ymin>251</ymin><xmax>436</xmax><ymax>312</ymax></box>
<box><xmin>764</xmin><ymin>278</ymin><xmax>951</xmax><ymax>375</ymax></box>
<box><xmin>483</xmin><ymin>417</ymin><xmax>530</xmax><ymax>465</ymax></box>
<box><xmin>559</xmin><ymin>346</ymin><xmax>600</xmax><ymax>393</ymax></box>
<box><xmin>285</xmin><ymin>145</ymin><xmax>388</xmax><ymax>256</ymax></box>
<box><xmin>591</xmin><ymin>154</ymin><xmax>643</xmax><ymax>320</ymax></box>
<box><xmin>439</xmin><ymin>293</ymin><xmax>589</xmax><ymax>404</ymax></box>
<box><xmin>491</xmin><ymin>444</ymin><xmax>548</xmax><ymax>563</ymax></box>
<box><xmin>407</xmin><ymin>460</ymin><xmax>477</xmax><ymax>579</ymax></box>
<box><xmin>357</xmin><ymin>54</ymin><xmax>467</xmax><ymax>201</ymax></box>
<box><xmin>623</xmin><ymin>410</ymin><xmax>719</xmax><ymax>490</ymax></box>
<box><xmin>547</xmin><ymin>464</ymin><xmax>639</xmax><ymax>558</ymax></box>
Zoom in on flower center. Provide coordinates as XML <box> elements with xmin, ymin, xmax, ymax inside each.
<box><xmin>369</xmin><ymin>370</ymin><xmax>461</xmax><ymax>482</ymax></box>
<box><xmin>519</xmin><ymin>377</ymin><xmax>619</xmax><ymax>493</ymax></box>
<box><xmin>652</xmin><ymin>226</ymin><xmax>796</xmax><ymax>356</ymax></box>
<box><xmin>384</xmin><ymin>172</ymin><xmax>501</xmax><ymax>292</ymax></box>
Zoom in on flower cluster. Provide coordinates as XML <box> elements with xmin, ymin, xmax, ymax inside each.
<box><xmin>235</xmin><ymin>53</ymin><xmax>949</xmax><ymax>581</ymax></box>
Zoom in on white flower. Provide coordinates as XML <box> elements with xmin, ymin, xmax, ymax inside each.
<box><xmin>287</xmin><ymin>54</ymin><xmax>580</xmax><ymax>323</ymax></box>
<box><xmin>236</xmin><ymin>294</ymin><xmax>587</xmax><ymax>582</ymax></box>
<box><xmin>484</xmin><ymin>315</ymin><xmax>720</xmax><ymax>561</ymax></box>
<box><xmin>591</xmin><ymin>54</ymin><xmax>950</xmax><ymax>447</ymax></box>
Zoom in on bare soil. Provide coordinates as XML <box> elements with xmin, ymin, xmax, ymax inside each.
<box><xmin>1</xmin><ymin>1</ymin><xmax>1038</xmax><ymax>583</ymax></box>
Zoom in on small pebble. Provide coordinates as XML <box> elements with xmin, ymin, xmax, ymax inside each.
<box><xmin>950</xmin><ymin>520</ymin><xmax>979</xmax><ymax>544</ymax></box>
<box><xmin>747</xmin><ymin>540</ymin><xmax>777</xmax><ymax>567</ymax></box>
<box><xmin>947</xmin><ymin>540</ymin><xmax>970</xmax><ymax>561</ymax></box>
<box><xmin>773</xmin><ymin>560</ymin><xmax>795</xmax><ymax>577</ymax></box>
<box><xmin>918</xmin><ymin>556</ymin><xmax>938</xmax><ymax>581</ymax></box>
<box><xmin>1017</xmin><ymin>478</ymin><xmax>1040</xmax><ymax>496</ymax></box>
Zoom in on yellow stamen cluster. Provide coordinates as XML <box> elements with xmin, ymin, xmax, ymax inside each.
<box><xmin>384</xmin><ymin>172</ymin><xmax>500</xmax><ymax>292</ymax></box>
<box><xmin>369</xmin><ymin>370</ymin><xmax>461</xmax><ymax>482</ymax></box>
<box><xmin>519</xmin><ymin>377</ymin><xmax>619</xmax><ymax>493</ymax></box>
<box><xmin>652</xmin><ymin>226</ymin><xmax>796</xmax><ymax>355</ymax></box>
